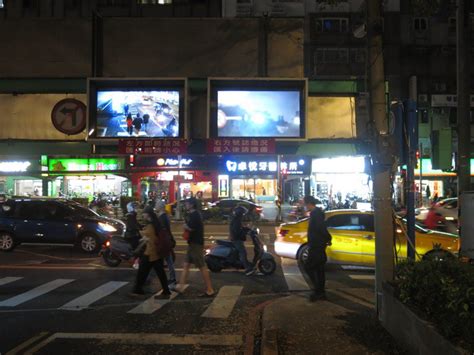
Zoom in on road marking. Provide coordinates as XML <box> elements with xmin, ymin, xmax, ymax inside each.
<box><xmin>127</xmin><ymin>285</ymin><xmax>188</xmax><ymax>314</ymax></box>
<box><xmin>280</xmin><ymin>258</ymin><xmax>310</xmax><ymax>291</ymax></box>
<box><xmin>5</xmin><ymin>331</ymin><xmax>50</xmax><ymax>355</ymax></box>
<box><xmin>201</xmin><ymin>285</ymin><xmax>243</xmax><ymax>319</ymax></box>
<box><xmin>59</xmin><ymin>281</ymin><xmax>128</xmax><ymax>311</ymax></box>
<box><xmin>0</xmin><ymin>277</ymin><xmax>23</xmax><ymax>286</ymax></box>
<box><xmin>348</xmin><ymin>274</ymin><xmax>375</xmax><ymax>280</ymax></box>
<box><xmin>0</xmin><ymin>279</ymin><xmax>75</xmax><ymax>307</ymax></box>
<box><xmin>25</xmin><ymin>333</ymin><xmax>243</xmax><ymax>354</ymax></box>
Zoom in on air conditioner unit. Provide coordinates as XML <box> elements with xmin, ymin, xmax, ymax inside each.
<box><xmin>431</xmin><ymin>94</ymin><xmax>457</xmax><ymax>107</ymax></box>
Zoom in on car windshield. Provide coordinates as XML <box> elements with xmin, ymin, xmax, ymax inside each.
<box><xmin>66</xmin><ymin>202</ymin><xmax>99</xmax><ymax>218</ymax></box>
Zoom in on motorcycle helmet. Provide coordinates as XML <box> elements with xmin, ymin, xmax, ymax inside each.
<box><xmin>233</xmin><ymin>205</ymin><xmax>248</xmax><ymax>216</ymax></box>
<box><xmin>126</xmin><ymin>202</ymin><xmax>138</xmax><ymax>213</ymax></box>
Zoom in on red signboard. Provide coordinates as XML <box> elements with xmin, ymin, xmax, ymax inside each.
<box><xmin>206</xmin><ymin>138</ymin><xmax>276</xmax><ymax>154</ymax></box>
<box><xmin>118</xmin><ymin>139</ymin><xmax>188</xmax><ymax>155</ymax></box>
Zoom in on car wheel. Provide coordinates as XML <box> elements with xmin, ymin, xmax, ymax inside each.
<box><xmin>78</xmin><ymin>234</ymin><xmax>100</xmax><ymax>253</ymax></box>
<box><xmin>422</xmin><ymin>249</ymin><xmax>455</xmax><ymax>262</ymax></box>
<box><xmin>102</xmin><ymin>249</ymin><xmax>122</xmax><ymax>267</ymax></box>
<box><xmin>258</xmin><ymin>258</ymin><xmax>276</xmax><ymax>275</ymax></box>
<box><xmin>298</xmin><ymin>244</ymin><xmax>310</xmax><ymax>265</ymax></box>
<box><xmin>0</xmin><ymin>233</ymin><xmax>16</xmax><ymax>252</ymax></box>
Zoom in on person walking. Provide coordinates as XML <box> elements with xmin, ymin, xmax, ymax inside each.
<box><xmin>126</xmin><ymin>113</ymin><xmax>133</xmax><ymax>135</ymax></box>
<box><xmin>175</xmin><ymin>197</ymin><xmax>215</xmax><ymax>297</ymax></box>
<box><xmin>303</xmin><ymin>196</ymin><xmax>332</xmax><ymax>301</ymax></box>
<box><xmin>142</xmin><ymin>113</ymin><xmax>150</xmax><ymax>133</ymax></box>
<box><xmin>229</xmin><ymin>205</ymin><xmax>255</xmax><ymax>276</ymax></box>
<box><xmin>130</xmin><ymin>206</ymin><xmax>171</xmax><ymax>298</ymax></box>
<box><xmin>133</xmin><ymin>113</ymin><xmax>143</xmax><ymax>136</ymax></box>
<box><xmin>155</xmin><ymin>199</ymin><xmax>177</xmax><ymax>286</ymax></box>
<box><xmin>124</xmin><ymin>202</ymin><xmax>142</xmax><ymax>269</ymax></box>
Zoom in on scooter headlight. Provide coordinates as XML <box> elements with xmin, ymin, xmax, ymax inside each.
<box><xmin>255</xmin><ymin>228</ymin><xmax>260</xmax><ymax>234</ymax></box>
<box><xmin>205</xmin><ymin>248</ymin><xmax>211</xmax><ymax>255</ymax></box>
<box><xmin>263</xmin><ymin>244</ymin><xmax>268</xmax><ymax>252</ymax></box>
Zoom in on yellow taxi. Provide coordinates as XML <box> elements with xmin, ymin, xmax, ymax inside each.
<box><xmin>275</xmin><ymin>209</ymin><xmax>459</xmax><ymax>266</ymax></box>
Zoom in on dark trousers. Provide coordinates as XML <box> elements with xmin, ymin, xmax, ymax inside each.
<box><xmin>232</xmin><ymin>239</ymin><xmax>252</xmax><ymax>270</ymax></box>
<box><xmin>134</xmin><ymin>256</ymin><xmax>170</xmax><ymax>294</ymax></box>
<box><xmin>127</xmin><ymin>126</ymin><xmax>133</xmax><ymax>135</ymax></box>
<box><xmin>304</xmin><ymin>249</ymin><xmax>327</xmax><ymax>295</ymax></box>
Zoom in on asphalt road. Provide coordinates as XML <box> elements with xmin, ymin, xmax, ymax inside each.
<box><xmin>0</xmin><ymin>224</ymin><xmax>375</xmax><ymax>354</ymax></box>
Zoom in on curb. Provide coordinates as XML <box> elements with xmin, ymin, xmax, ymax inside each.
<box><xmin>262</xmin><ymin>328</ymin><xmax>279</xmax><ymax>355</ymax></box>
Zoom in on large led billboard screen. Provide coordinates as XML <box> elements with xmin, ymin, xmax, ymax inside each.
<box><xmin>88</xmin><ymin>79</ymin><xmax>185</xmax><ymax>139</ymax></box>
<box><xmin>210</xmin><ymin>79</ymin><xmax>306</xmax><ymax>138</ymax></box>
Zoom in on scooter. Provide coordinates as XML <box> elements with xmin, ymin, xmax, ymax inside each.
<box><xmin>205</xmin><ymin>227</ymin><xmax>276</xmax><ymax>275</ymax></box>
<box><xmin>100</xmin><ymin>236</ymin><xmax>145</xmax><ymax>267</ymax></box>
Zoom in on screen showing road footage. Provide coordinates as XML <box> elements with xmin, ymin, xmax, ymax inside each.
<box><xmin>95</xmin><ymin>90</ymin><xmax>180</xmax><ymax>138</ymax></box>
<box><xmin>216</xmin><ymin>90</ymin><xmax>302</xmax><ymax>138</ymax></box>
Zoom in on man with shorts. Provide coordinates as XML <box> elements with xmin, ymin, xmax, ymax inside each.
<box><xmin>175</xmin><ymin>197</ymin><xmax>215</xmax><ymax>297</ymax></box>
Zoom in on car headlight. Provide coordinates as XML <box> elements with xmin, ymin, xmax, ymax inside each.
<box><xmin>263</xmin><ymin>245</ymin><xmax>268</xmax><ymax>252</ymax></box>
<box><xmin>205</xmin><ymin>249</ymin><xmax>211</xmax><ymax>255</ymax></box>
<box><xmin>99</xmin><ymin>222</ymin><xmax>117</xmax><ymax>232</ymax></box>
<box><xmin>255</xmin><ymin>228</ymin><xmax>260</xmax><ymax>234</ymax></box>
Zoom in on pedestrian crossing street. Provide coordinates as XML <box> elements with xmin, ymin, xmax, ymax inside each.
<box><xmin>0</xmin><ymin>276</ymin><xmax>244</xmax><ymax>319</ymax></box>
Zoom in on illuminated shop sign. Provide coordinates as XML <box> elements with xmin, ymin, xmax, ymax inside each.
<box><xmin>156</xmin><ymin>171</ymin><xmax>194</xmax><ymax>181</ymax></box>
<box><xmin>156</xmin><ymin>157</ymin><xmax>193</xmax><ymax>167</ymax></box>
<box><xmin>0</xmin><ymin>161</ymin><xmax>31</xmax><ymax>173</ymax></box>
<box><xmin>48</xmin><ymin>158</ymin><xmax>124</xmax><ymax>172</ymax></box>
<box><xmin>223</xmin><ymin>157</ymin><xmax>308</xmax><ymax>175</ymax></box>
<box><xmin>218</xmin><ymin>175</ymin><xmax>229</xmax><ymax>198</ymax></box>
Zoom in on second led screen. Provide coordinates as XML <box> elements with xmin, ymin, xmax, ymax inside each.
<box><xmin>216</xmin><ymin>90</ymin><xmax>301</xmax><ymax>138</ymax></box>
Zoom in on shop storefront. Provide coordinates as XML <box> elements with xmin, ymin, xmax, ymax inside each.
<box><xmin>130</xmin><ymin>156</ymin><xmax>219</xmax><ymax>203</ymax></box>
<box><xmin>45</xmin><ymin>157</ymin><xmax>129</xmax><ymax>199</ymax></box>
<box><xmin>219</xmin><ymin>156</ymin><xmax>310</xmax><ymax>204</ymax></box>
<box><xmin>311</xmin><ymin>156</ymin><xmax>371</xmax><ymax>209</ymax></box>
<box><xmin>0</xmin><ymin>158</ymin><xmax>43</xmax><ymax>196</ymax></box>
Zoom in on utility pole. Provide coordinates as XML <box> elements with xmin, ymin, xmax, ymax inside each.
<box><xmin>367</xmin><ymin>0</ymin><xmax>394</xmax><ymax>318</ymax></box>
<box><xmin>457</xmin><ymin>0</ymin><xmax>471</xmax><ymax>195</ymax></box>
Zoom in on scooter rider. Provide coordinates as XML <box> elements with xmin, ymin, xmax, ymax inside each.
<box><xmin>229</xmin><ymin>205</ymin><xmax>256</xmax><ymax>276</ymax></box>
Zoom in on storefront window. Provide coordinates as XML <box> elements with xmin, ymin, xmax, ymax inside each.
<box><xmin>51</xmin><ymin>175</ymin><xmax>128</xmax><ymax>199</ymax></box>
<box><xmin>180</xmin><ymin>181</ymin><xmax>212</xmax><ymax>200</ymax></box>
<box><xmin>231</xmin><ymin>178</ymin><xmax>276</xmax><ymax>203</ymax></box>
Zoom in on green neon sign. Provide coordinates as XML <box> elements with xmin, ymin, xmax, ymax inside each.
<box><xmin>48</xmin><ymin>158</ymin><xmax>124</xmax><ymax>172</ymax></box>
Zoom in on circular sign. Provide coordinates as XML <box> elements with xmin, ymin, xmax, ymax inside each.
<box><xmin>51</xmin><ymin>98</ymin><xmax>87</xmax><ymax>135</ymax></box>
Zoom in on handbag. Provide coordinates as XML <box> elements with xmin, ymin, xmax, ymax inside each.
<box><xmin>155</xmin><ymin>228</ymin><xmax>173</xmax><ymax>258</ymax></box>
<box><xmin>182</xmin><ymin>229</ymin><xmax>190</xmax><ymax>241</ymax></box>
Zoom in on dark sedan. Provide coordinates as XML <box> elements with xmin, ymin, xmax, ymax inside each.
<box><xmin>0</xmin><ymin>198</ymin><xmax>125</xmax><ymax>253</ymax></box>
<box><xmin>203</xmin><ymin>199</ymin><xmax>263</xmax><ymax>221</ymax></box>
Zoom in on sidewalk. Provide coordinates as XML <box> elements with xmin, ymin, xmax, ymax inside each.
<box><xmin>261</xmin><ymin>290</ymin><xmax>406</xmax><ymax>355</ymax></box>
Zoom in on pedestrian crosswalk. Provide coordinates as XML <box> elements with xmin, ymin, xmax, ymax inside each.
<box><xmin>0</xmin><ymin>277</ymin><xmax>243</xmax><ymax>319</ymax></box>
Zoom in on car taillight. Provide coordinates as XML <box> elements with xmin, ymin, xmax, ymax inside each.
<box><xmin>279</xmin><ymin>229</ymin><xmax>289</xmax><ymax>237</ymax></box>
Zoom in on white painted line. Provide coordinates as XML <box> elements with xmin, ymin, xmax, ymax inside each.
<box><xmin>0</xmin><ymin>279</ymin><xmax>75</xmax><ymax>307</ymax></box>
<box><xmin>0</xmin><ymin>277</ymin><xmax>23</xmax><ymax>286</ymax></box>
<box><xmin>280</xmin><ymin>259</ymin><xmax>310</xmax><ymax>291</ymax></box>
<box><xmin>59</xmin><ymin>281</ymin><xmax>128</xmax><ymax>311</ymax></box>
<box><xmin>25</xmin><ymin>332</ymin><xmax>244</xmax><ymax>354</ymax></box>
<box><xmin>5</xmin><ymin>331</ymin><xmax>49</xmax><ymax>355</ymax></box>
<box><xmin>201</xmin><ymin>286</ymin><xmax>243</xmax><ymax>319</ymax></box>
<box><xmin>127</xmin><ymin>285</ymin><xmax>188</xmax><ymax>314</ymax></box>
<box><xmin>348</xmin><ymin>274</ymin><xmax>375</xmax><ymax>280</ymax></box>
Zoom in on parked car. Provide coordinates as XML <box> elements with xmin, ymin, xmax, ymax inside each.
<box><xmin>0</xmin><ymin>198</ymin><xmax>126</xmax><ymax>253</ymax></box>
<box><xmin>203</xmin><ymin>199</ymin><xmax>263</xmax><ymax>221</ymax></box>
<box><xmin>275</xmin><ymin>209</ymin><xmax>459</xmax><ymax>266</ymax></box>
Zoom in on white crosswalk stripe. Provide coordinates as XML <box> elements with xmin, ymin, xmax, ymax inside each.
<box><xmin>59</xmin><ymin>281</ymin><xmax>128</xmax><ymax>311</ymax></box>
<box><xmin>280</xmin><ymin>259</ymin><xmax>310</xmax><ymax>291</ymax></box>
<box><xmin>128</xmin><ymin>285</ymin><xmax>189</xmax><ymax>315</ymax></box>
<box><xmin>0</xmin><ymin>279</ymin><xmax>75</xmax><ymax>307</ymax></box>
<box><xmin>0</xmin><ymin>277</ymin><xmax>23</xmax><ymax>286</ymax></box>
<box><xmin>201</xmin><ymin>286</ymin><xmax>243</xmax><ymax>319</ymax></box>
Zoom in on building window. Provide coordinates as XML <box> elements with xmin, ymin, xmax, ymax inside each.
<box><xmin>137</xmin><ymin>0</ymin><xmax>172</xmax><ymax>4</ymax></box>
<box><xmin>448</xmin><ymin>17</ymin><xmax>456</xmax><ymax>34</ymax></box>
<box><xmin>413</xmin><ymin>17</ymin><xmax>428</xmax><ymax>31</ymax></box>
<box><xmin>315</xmin><ymin>48</ymin><xmax>349</xmax><ymax>64</ymax></box>
<box><xmin>316</xmin><ymin>18</ymin><xmax>349</xmax><ymax>33</ymax></box>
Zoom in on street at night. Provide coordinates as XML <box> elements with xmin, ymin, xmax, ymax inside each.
<box><xmin>0</xmin><ymin>0</ymin><xmax>473</xmax><ymax>354</ymax></box>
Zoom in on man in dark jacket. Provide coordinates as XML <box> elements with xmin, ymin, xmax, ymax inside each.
<box><xmin>229</xmin><ymin>205</ymin><xmax>254</xmax><ymax>276</ymax></box>
<box><xmin>303</xmin><ymin>195</ymin><xmax>332</xmax><ymax>301</ymax></box>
